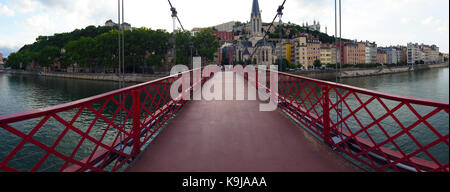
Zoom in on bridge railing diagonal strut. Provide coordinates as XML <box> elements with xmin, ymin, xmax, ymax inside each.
<box><xmin>0</xmin><ymin>68</ymin><xmax>207</xmax><ymax>172</ymax></box>
<box><xmin>242</xmin><ymin>67</ymin><xmax>449</xmax><ymax>172</ymax></box>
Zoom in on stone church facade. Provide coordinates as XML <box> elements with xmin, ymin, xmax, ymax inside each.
<box><xmin>234</xmin><ymin>0</ymin><xmax>276</xmax><ymax>66</ymax></box>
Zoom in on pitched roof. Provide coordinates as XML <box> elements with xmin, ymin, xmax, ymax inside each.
<box><xmin>256</xmin><ymin>39</ymin><xmax>274</xmax><ymax>48</ymax></box>
<box><xmin>241</xmin><ymin>41</ymin><xmax>253</xmax><ymax>47</ymax></box>
<box><xmin>243</xmin><ymin>48</ymin><xmax>250</xmax><ymax>55</ymax></box>
<box><xmin>251</xmin><ymin>0</ymin><xmax>260</xmax><ymax>17</ymax></box>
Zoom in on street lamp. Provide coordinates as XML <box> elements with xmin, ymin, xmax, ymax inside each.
<box><xmin>277</xmin><ymin>5</ymin><xmax>284</xmax><ymax>72</ymax></box>
<box><xmin>171</xmin><ymin>7</ymin><xmax>177</xmax><ymax>66</ymax></box>
<box><xmin>190</xmin><ymin>42</ymin><xmax>194</xmax><ymax>69</ymax></box>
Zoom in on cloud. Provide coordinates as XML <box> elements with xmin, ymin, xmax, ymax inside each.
<box><xmin>24</xmin><ymin>14</ymin><xmax>55</xmax><ymax>33</ymax></box>
<box><xmin>0</xmin><ymin>0</ymin><xmax>449</xmax><ymax>53</ymax></box>
<box><xmin>13</xmin><ymin>0</ymin><xmax>40</xmax><ymax>13</ymax></box>
<box><xmin>0</xmin><ymin>3</ymin><xmax>15</xmax><ymax>16</ymax></box>
<box><xmin>422</xmin><ymin>16</ymin><xmax>437</xmax><ymax>25</ymax></box>
<box><xmin>400</xmin><ymin>18</ymin><xmax>411</xmax><ymax>24</ymax></box>
<box><xmin>421</xmin><ymin>16</ymin><xmax>449</xmax><ymax>33</ymax></box>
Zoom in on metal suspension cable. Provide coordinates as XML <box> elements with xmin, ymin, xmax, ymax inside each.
<box><xmin>167</xmin><ymin>0</ymin><xmax>186</xmax><ymax>67</ymax></box>
<box><xmin>122</xmin><ymin>0</ymin><xmax>125</xmax><ymax>75</ymax></box>
<box><xmin>335</xmin><ymin>0</ymin><xmax>338</xmax><ymax>86</ymax></box>
<box><xmin>117</xmin><ymin>0</ymin><xmax>125</xmax><ymax>143</ymax></box>
<box><xmin>339</xmin><ymin>0</ymin><xmax>343</xmax><ymax>135</ymax></box>
<box><xmin>167</xmin><ymin>0</ymin><xmax>186</xmax><ymax>32</ymax></box>
<box><xmin>333</xmin><ymin>0</ymin><xmax>344</xmax><ymax>142</ymax></box>
<box><xmin>117</xmin><ymin>0</ymin><xmax>122</xmax><ymax>87</ymax></box>
<box><xmin>249</xmin><ymin>0</ymin><xmax>287</xmax><ymax>61</ymax></box>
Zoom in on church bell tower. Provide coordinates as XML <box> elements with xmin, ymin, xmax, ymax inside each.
<box><xmin>251</xmin><ymin>0</ymin><xmax>262</xmax><ymax>36</ymax></box>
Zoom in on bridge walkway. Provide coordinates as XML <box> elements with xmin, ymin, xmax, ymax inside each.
<box><xmin>126</xmin><ymin>72</ymin><xmax>359</xmax><ymax>172</ymax></box>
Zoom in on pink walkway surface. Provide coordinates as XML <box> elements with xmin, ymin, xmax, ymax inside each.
<box><xmin>126</xmin><ymin>72</ymin><xmax>359</xmax><ymax>172</ymax></box>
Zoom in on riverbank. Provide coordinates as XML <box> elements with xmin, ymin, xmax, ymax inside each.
<box><xmin>1</xmin><ymin>62</ymin><xmax>448</xmax><ymax>82</ymax></box>
<box><xmin>291</xmin><ymin>62</ymin><xmax>449</xmax><ymax>80</ymax></box>
<box><xmin>1</xmin><ymin>70</ymin><xmax>170</xmax><ymax>83</ymax></box>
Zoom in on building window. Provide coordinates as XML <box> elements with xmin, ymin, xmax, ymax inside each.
<box><xmin>262</xmin><ymin>50</ymin><xmax>265</xmax><ymax>62</ymax></box>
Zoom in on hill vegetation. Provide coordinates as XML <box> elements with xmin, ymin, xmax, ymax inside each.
<box><xmin>7</xmin><ymin>25</ymin><xmax>219</xmax><ymax>73</ymax></box>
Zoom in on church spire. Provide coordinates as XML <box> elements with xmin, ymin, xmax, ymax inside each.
<box><xmin>250</xmin><ymin>0</ymin><xmax>262</xmax><ymax>36</ymax></box>
<box><xmin>251</xmin><ymin>0</ymin><xmax>260</xmax><ymax>17</ymax></box>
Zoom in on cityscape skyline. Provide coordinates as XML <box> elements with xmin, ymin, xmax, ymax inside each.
<box><xmin>0</xmin><ymin>0</ymin><xmax>449</xmax><ymax>56</ymax></box>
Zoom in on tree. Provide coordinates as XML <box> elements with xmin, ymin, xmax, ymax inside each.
<box><xmin>6</xmin><ymin>52</ymin><xmax>21</xmax><ymax>69</ymax></box>
<box><xmin>174</xmin><ymin>30</ymin><xmax>192</xmax><ymax>66</ymax></box>
<box><xmin>37</xmin><ymin>46</ymin><xmax>60</xmax><ymax>68</ymax></box>
<box><xmin>193</xmin><ymin>28</ymin><xmax>220</xmax><ymax>64</ymax></box>
<box><xmin>313</xmin><ymin>59</ymin><xmax>322</xmax><ymax>68</ymax></box>
<box><xmin>275</xmin><ymin>58</ymin><xmax>290</xmax><ymax>72</ymax></box>
<box><xmin>94</xmin><ymin>30</ymin><xmax>120</xmax><ymax>72</ymax></box>
<box><xmin>65</xmin><ymin>37</ymin><xmax>97</xmax><ymax>71</ymax></box>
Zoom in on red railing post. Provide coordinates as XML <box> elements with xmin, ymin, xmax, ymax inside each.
<box><xmin>255</xmin><ymin>67</ymin><xmax>258</xmax><ymax>89</ymax></box>
<box><xmin>131</xmin><ymin>90</ymin><xmax>141</xmax><ymax>155</ymax></box>
<box><xmin>322</xmin><ymin>85</ymin><xmax>331</xmax><ymax>144</ymax></box>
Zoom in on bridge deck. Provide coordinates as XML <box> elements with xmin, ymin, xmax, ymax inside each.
<box><xmin>126</xmin><ymin>72</ymin><xmax>359</xmax><ymax>172</ymax></box>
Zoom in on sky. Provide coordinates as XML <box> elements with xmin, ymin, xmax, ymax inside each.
<box><xmin>0</xmin><ymin>0</ymin><xmax>449</xmax><ymax>57</ymax></box>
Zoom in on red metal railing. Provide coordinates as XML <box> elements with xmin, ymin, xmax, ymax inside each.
<box><xmin>245</xmin><ymin>66</ymin><xmax>449</xmax><ymax>172</ymax></box>
<box><xmin>1</xmin><ymin>66</ymin><xmax>448</xmax><ymax>172</ymax></box>
<box><xmin>0</xmin><ymin>68</ymin><xmax>207</xmax><ymax>172</ymax></box>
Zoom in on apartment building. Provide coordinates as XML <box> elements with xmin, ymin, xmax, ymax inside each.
<box><xmin>343</xmin><ymin>42</ymin><xmax>365</xmax><ymax>65</ymax></box>
<box><xmin>290</xmin><ymin>36</ymin><xmax>308</xmax><ymax>68</ymax></box>
<box><xmin>330</xmin><ymin>45</ymin><xmax>337</xmax><ymax>64</ymax></box>
<box><xmin>365</xmin><ymin>41</ymin><xmax>377</xmax><ymax>64</ymax></box>
<box><xmin>420</xmin><ymin>44</ymin><xmax>440</xmax><ymax>63</ymax></box>
<box><xmin>320</xmin><ymin>44</ymin><xmax>332</xmax><ymax>65</ymax></box>
<box><xmin>380</xmin><ymin>48</ymin><xmax>401</xmax><ymax>64</ymax></box>
<box><xmin>306</xmin><ymin>35</ymin><xmax>321</xmax><ymax>67</ymax></box>
<box><xmin>377</xmin><ymin>50</ymin><xmax>387</xmax><ymax>65</ymax></box>
<box><xmin>407</xmin><ymin>43</ymin><xmax>422</xmax><ymax>65</ymax></box>
<box><xmin>275</xmin><ymin>40</ymin><xmax>292</xmax><ymax>63</ymax></box>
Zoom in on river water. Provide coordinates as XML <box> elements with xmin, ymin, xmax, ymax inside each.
<box><xmin>336</xmin><ymin>67</ymin><xmax>449</xmax><ymax>170</ymax></box>
<box><xmin>0</xmin><ymin>67</ymin><xmax>448</xmax><ymax>171</ymax></box>
<box><xmin>340</xmin><ymin>67</ymin><xmax>449</xmax><ymax>103</ymax></box>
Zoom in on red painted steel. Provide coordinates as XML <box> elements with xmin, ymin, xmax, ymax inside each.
<box><xmin>0</xmin><ymin>68</ymin><xmax>207</xmax><ymax>172</ymax></box>
<box><xmin>0</xmin><ymin>65</ymin><xmax>448</xmax><ymax>172</ymax></box>
<box><xmin>242</xmin><ymin>67</ymin><xmax>449</xmax><ymax>172</ymax></box>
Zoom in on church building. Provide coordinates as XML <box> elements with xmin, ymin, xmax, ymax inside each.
<box><xmin>234</xmin><ymin>0</ymin><xmax>276</xmax><ymax>66</ymax></box>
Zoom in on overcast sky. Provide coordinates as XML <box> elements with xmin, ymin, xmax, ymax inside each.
<box><xmin>0</xmin><ymin>0</ymin><xmax>449</xmax><ymax>56</ymax></box>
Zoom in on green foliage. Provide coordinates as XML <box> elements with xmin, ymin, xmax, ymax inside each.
<box><xmin>275</xmin><ymin>58</ymin><xmax>291</xmax><ymax>71</ymax></box>
<box><xmin>270</xmin><ymin>24</ymin><xmax>351</xmax><ymax>44</ymax></box>
<box><xmin>9</xmin><ymin>24</ymin><xmax>217</xmax><ymax>72</ymax></box>
<box><xmin>65</xmin><ymin>37</ymin><xmax>96</xmax><ymax>69</ymax></box>
<box><xmin>172</xmin><ymin>28</ymin><xmax>219</xmax><ymax>66</ymax></box>
<box><xmin>5</xmin><ymin>52</ymin><xmax>22</xmax><ymax>69</ymax></box>
<box><xmin>19</xmin><ymin>25</ymin><xmax>114</xmax><ymax>53</ymax></box>
<box><xmin>174</xmin><ymin>30</ymin><xmax>192</xmax><ymax>66</ymax></box>
<box><xmin>6</xmin><ymin>51</ymin><xmax>37</xmax><ymax>69</ymax></box>
<box><xmin>93</xmin><ymin>30</ymin><xmax>120</xmax><ymax>69</ymax></box>
<box><xmin>37</xmin><ymin>46</ymin><xmax>60</xmax><ymax>67</ymax></box>
<box><xmin>325</xmin><ymin>63</ymin><xmax>383</xmax><ymax>69</ymax></box>
<box><xmin>313</xmin><ymin>59</ymin><xmax>322</xmax><ymax>68</ymax></box>
<box><xmin>193</xmin><ymin>28</ymin><xmax>219</xmax><ymax>63</ymax></box>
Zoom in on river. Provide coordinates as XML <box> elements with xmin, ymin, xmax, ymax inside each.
<box><xmin>340</xmin><ymin>67</ymin><xmax>449</xmax><ymax>103</ymax></box>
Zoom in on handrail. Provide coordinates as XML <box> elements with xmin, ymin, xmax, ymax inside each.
<box><xmin>276</xmin><ymin>70</ymin><xmax>449</xmax><ymax>108</ymax></box>
<box><xmin>1</xmin><ymin>66</ymin><xmax>448</xmax><ymax>172</ymax></box>
<box><xmin>0</xmin><ymin>71</ymin><xmax>191</xmax><ymax>124</ymax></box>
<box><xmin>247</xmin><ymin>67</ymin><xmax>449</xmax><ymax>172</ymax></box>
<box><xmin>0</xmin><ymin>67</ymin><xmax>207</xmax><ymax>172</ymax></box>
